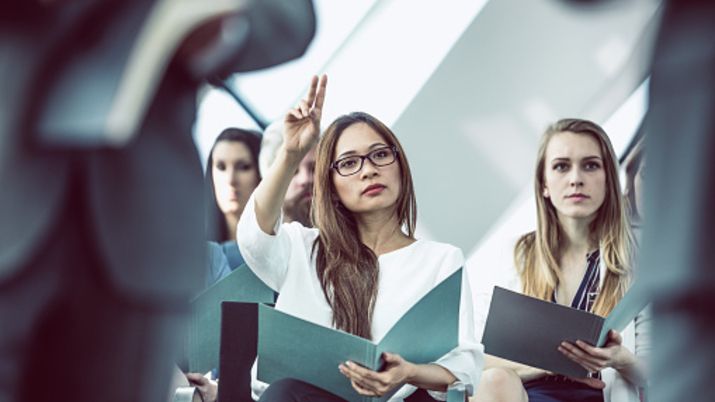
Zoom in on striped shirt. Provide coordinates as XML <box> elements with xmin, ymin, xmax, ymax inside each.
<box><xmin>573</xmin><ymin>249</ymin><xmax>601</xmax><ymax>311</ymax></box>
<box><xmin>553</xmin><ymin>249</ymin><xmax>602</xmax><ymax>380</ymax></box>
<box><xmin>552</xmin><ymin>249</ymin><xmax>601</xmax><ymax>311</ymax></box>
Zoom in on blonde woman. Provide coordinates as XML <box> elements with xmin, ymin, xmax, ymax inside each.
<box><xmin>237</xmin><ymin>75</ymin><xmax>482</xmax><ymax>401</ymax></box>
<box><xmin>473</xmin><ymin>119</ymin><xmax>648</xmax><ymax>402</ymax></box>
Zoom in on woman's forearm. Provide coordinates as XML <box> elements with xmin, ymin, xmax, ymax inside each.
<box><xmin>406</xmin><ymin>363</ymin><xmax>457</xmax><ymax>392</ymax></box>
<box><xmin>253</xmin><ymin>148</ymin><xmax>304</xmax><ymax>234</ymax></box>
<box><xmin>615</xmin><ymin>353</ymin><xmax>647</xmax><ymax>387</ymax></box>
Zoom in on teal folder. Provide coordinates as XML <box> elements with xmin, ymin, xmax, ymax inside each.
<box><xmin>187</xmin><ymin>264</ymin><xmax>275</xmax><ymax>374</ymax></box>
<box><xmin>257</xmin><ymin>268</ymin><xmax>463</xmax><ymax>402</ymax></box>
<box><xmin>482</xmin><ymin>285</ymin><xmax>649</xmax><ymax>377</ymax></box>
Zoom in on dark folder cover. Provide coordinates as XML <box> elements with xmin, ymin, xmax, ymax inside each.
<box><xmin>218</xmin><ymin>302</ymin><xmax>261</xmax><ymax>402</ymax></box>
<box><xmin>187</xmin><ymin>264</ymin><xmax>275</xmax><ymax>374</ymax></box>
<box><xmin>481</xmin><ymin>286</ymin><xmax>648</xmax><ymax>377</ymax></box>
<box><xmin>257</xmin><ymin>268</ymin><xmax>463</xmax><ymax>402</ymax></box>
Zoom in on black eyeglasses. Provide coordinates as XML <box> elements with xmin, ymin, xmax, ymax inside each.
<box><xmin>331</xmin><ymin>146</ymin><xmax>399</xmax><ymax>176</ymax></box>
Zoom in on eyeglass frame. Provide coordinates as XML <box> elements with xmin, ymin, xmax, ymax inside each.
<box><xmin>331</xmin><ymin>145</ymin><xmax>399</xmax><ymax>177</ymax></box>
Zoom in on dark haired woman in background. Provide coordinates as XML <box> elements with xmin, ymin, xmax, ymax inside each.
<box><xmin>205</xmin><ymin>127</ymin><xmax>262</xmax><ymax>269</ymax></box>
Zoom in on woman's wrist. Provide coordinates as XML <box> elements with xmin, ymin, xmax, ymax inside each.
<box><xmin>406</xmin><ymin>363</ymin><xmax>458</xmax><ymax>392</ymax></box>
<box><xmin>612</xmin><ymin>346</ymin><xmax>638</xmax><ymax>371</ymax></box>
<box><xmin>613</xmin><ymin>348</ymin><xmax>647</xmax><ymax>386</ymax></box>
<box><xmin>277</xmin><ymin>146</ymin><xmax>307</xmax><ymax>170</ymax></box>
<box><xmin>403</xmin><ymin>361</ymin><xmax>420</xmax><ymax>384</ymax></box>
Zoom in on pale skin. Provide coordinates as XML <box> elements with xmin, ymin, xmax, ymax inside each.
<box><xmin>253</xmin><ymin>75</ymin><xmax>457</xmax><ymax>397</ymax></box>
<box><xmin>329</xmin><ymin>122</ymin><xmax>411</xmax><ymax>253</ymax></box>
<box><xmin>473</xmin><ymin>132</ymin><xmax>644</xmax><ymax>401</ymax></box>
<box><xmin>252</xmin><ymin>74</ymin><xmax>327</xmax><ymax>236</ymax></box>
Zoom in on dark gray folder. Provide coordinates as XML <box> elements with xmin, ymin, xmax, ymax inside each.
<box><xmin>482</xmin><ymin>286</ymin><xmax>649</xmax><ymax>377</ymax></box>
<box><xmin>257</xmin><ymin>268</ymin><xmax>463</xmax><ymax>402</ymax></box>
<box><xmin>187</xmin><ymin>264</ymin><xmax>275</xmax><ymax>374</ymax></box>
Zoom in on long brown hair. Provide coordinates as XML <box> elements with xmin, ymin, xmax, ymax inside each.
<box><xmin>311</xmin><ymin>112</ymin><xmax>417</xmax><ymax>339</ymax></box>
<box><xmin>515</xmin><ymin>118</ymin><xmax>635</xmax><ymax>316</ymax></box>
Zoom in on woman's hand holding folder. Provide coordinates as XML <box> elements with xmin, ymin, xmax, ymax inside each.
<box><xmin>559</xmin><ymin>329</ymin><xmax>646</xmax><ymax>387</ymax></box>
<box><xmin>339</xmin><ymin>353</ymin><xmax>415</xmax><ymax>397</ymax></box>
<box><xmin>339</xmin><ymin>352</ymin><xmax>458</xmax><ymax>397</ymax></box>
<box><xmin>558</xmin><ymin>329</ymin><xmax>636</xmax><ymax>374</ymax></box>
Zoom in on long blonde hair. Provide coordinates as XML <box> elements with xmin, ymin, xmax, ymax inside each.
<box><xmin>311</xmin><ymin>112</ymin><xmax>417</xmax><ymax>339</ymax></box>
<box><xmin>515</xmin><ymin>119</ymin><xmax>635</xmax><ymax>316</ymax></box>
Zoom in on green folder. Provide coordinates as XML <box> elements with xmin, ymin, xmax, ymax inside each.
<box><xmin>257</xmin><ymin>268</ymin><xmax>463</xmax><ymax>402</ymax></box>
<box><xmin>596</xmin><ymin>281</ymin><xmax>649</xmax><ymax>346</ymax></box>
<box><xmin>187</xmin><ymin>263</ymin><xmax>275</xmax><ymax>374</ymax></box>
<box><xmin>482</xmin><ymin>284</ymin><xmax>649</xmax><ymax>377</ymax></box>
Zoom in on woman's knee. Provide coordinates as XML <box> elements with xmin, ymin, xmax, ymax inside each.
<box><xmin>481</xmin><ymin>368</ymin><xmax>522</xmax><ymax>389</ymax></box>
<box><xmin>472</xmin><ymin>368</ymin><xmax>525</xmax><ymax>402</ymax></box>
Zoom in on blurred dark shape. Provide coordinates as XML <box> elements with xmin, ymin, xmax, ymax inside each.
<box><xmin>0</xmin><ymin>0</ymin><xmax>315</xmax><ymax>401</ymax></box>
<box><xmin>31</xmin><ymin>0</ymin><xmax>315</xmax><ymax>147</ymax></box>
<box><xmin>638</xmin><ymin>0</ymin><xmax>715</xmax><ymax>401</ymax></box>
<box><xmin>217</xmin><ymin>302</ymin><xmax>260</xmax><ymax>402</ymax></box>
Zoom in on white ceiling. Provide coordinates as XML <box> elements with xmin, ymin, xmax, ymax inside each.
<box><xmin>391</xmin><ymin>0</ymin><xmax>662</xmax><ymax>254</ymax></box>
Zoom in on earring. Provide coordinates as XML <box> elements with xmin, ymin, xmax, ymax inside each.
<box><xmin>543</xmin><ymin>188</ymin><xmax>549</xmax><ymax>198</ymax></box>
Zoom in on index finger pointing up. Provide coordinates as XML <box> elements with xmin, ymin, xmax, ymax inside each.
<box><xmin>313</xmin><ymin>74</ymin><xmax>328</xmax><ymax>112</ymax></box>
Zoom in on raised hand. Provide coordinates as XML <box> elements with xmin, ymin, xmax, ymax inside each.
<box><xmin>283</xmin><ymin>74</ymin><xmax>327</xmax><ymax>158</ymax></box>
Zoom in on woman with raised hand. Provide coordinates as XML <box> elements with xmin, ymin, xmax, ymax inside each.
<box><xmin>473</xmin><ymin>119</ymin><xmax>647</xmax><ymax>402</ymax></box>
<box><xmin>237</xmin><ymin>75</ymin><xmax>482</xmax><ymax>401</ymax></box>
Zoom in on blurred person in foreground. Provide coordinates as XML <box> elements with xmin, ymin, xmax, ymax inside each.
<box><xmin>0</xmin><ymin>1</ymin><xmax>315</xmax><ymax>401</ymax></box>
<box><xmin>637</xmin><ymin>1</ymin><xmax>715</xmax><ymax>401</ymax></box>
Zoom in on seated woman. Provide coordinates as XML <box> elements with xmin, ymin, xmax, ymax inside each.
<box><xmin>472</xmin><ymin>119</ymin><xmax>648</xmax><ymax>402</ymax></box>
<box><xmin>206</xmin><ymin>127</ymin><xmax>262</xmax><ymax>269</ymax></box>
<box><xmin>237</xmin><ymin>75</ymin><xmax>482</xmax><ymax>401</ymax></box>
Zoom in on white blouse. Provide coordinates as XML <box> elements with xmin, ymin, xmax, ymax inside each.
<box><xmin>237</xmin><ymin>194</ymin><xmax>483</xmax><ymax>401</ymax></box>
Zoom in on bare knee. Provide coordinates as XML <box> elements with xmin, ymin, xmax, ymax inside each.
<box><xmin>472</xmin><ymin>368</ymin><xmax>526</xmax><ymax>402</ymax></box>
<box><xmin>482</xmin><ymin>367</ymin><xmax>521</xmax><ymax>388</ymax></box>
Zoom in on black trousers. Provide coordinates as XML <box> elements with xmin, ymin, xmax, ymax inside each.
<box><xmin>0</xmin><ymin>177</ymin><xmax>188</xmax><ymax>402</ymax></box>
<box><xmin>524</xmin><ymin>376</ymin><xmax>603</xmax><ymax>402</ymax></box>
